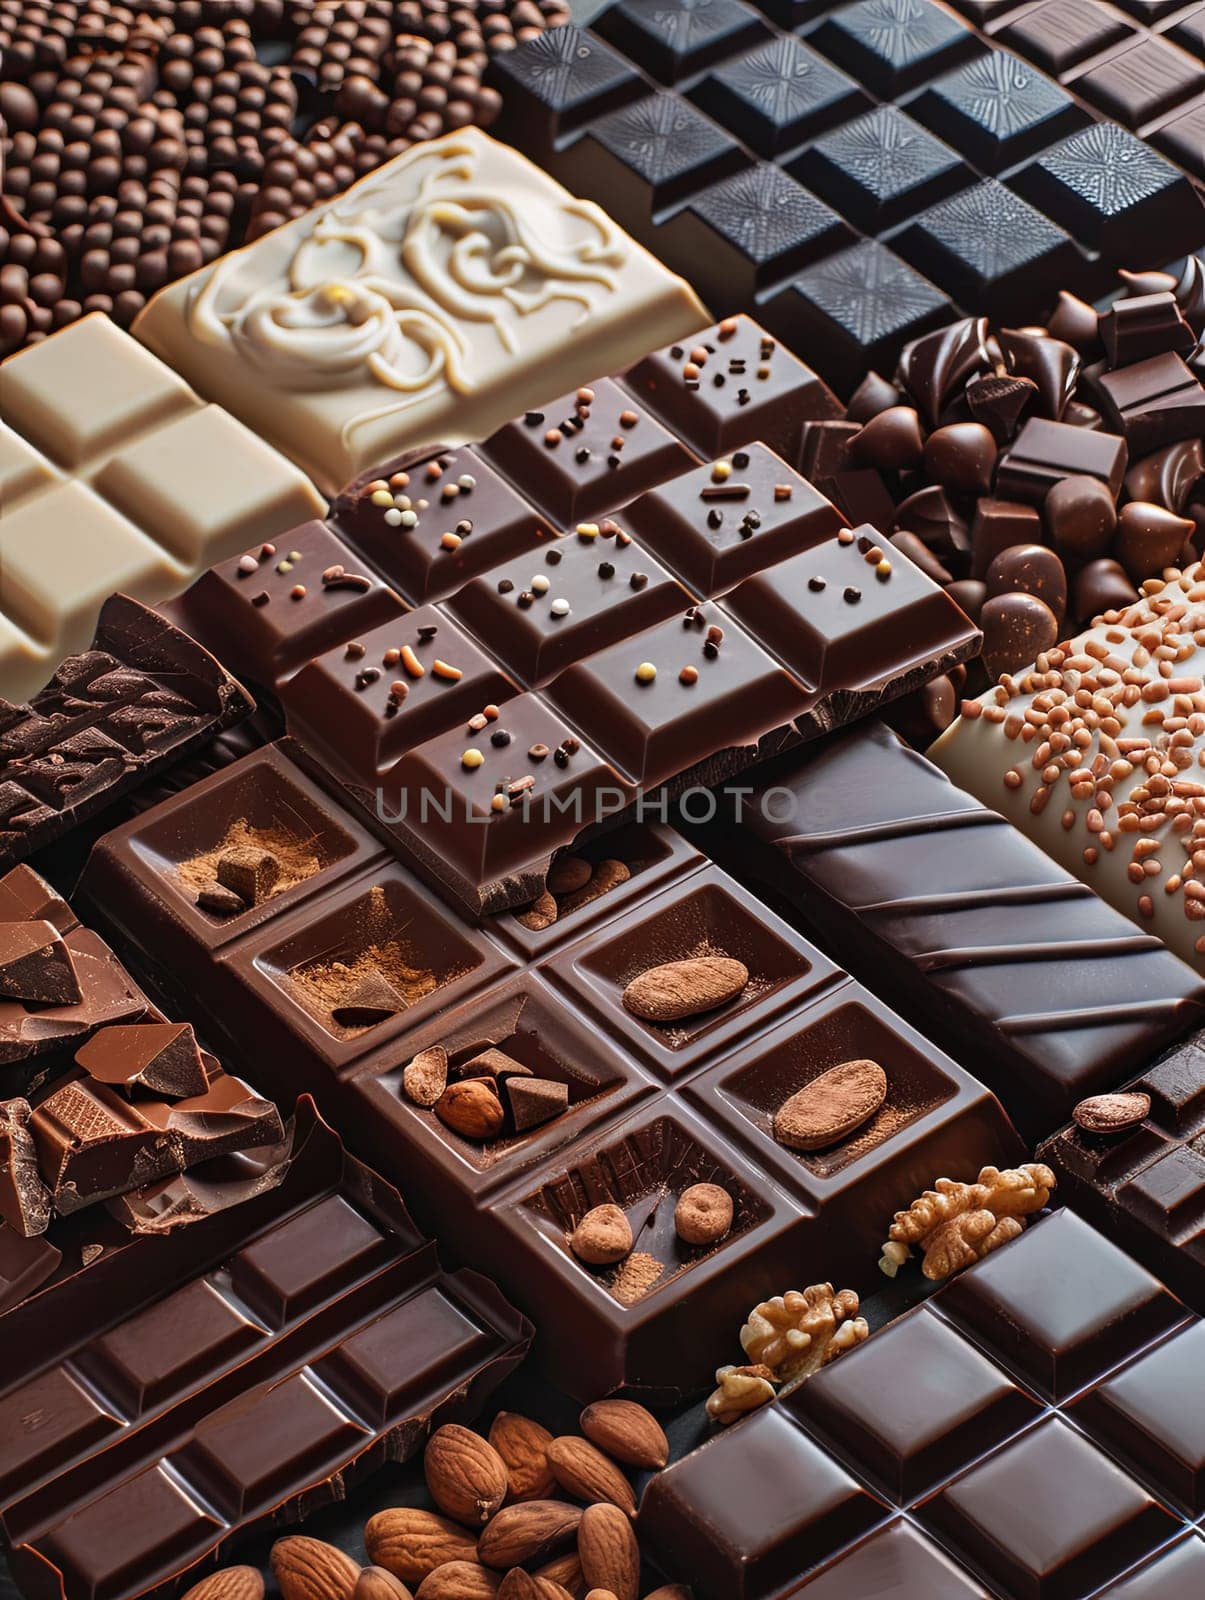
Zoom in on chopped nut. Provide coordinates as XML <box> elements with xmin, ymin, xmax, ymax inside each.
<box><xmin>402</xmin><ymin>1046</ymin><xmax>447</xmax><ymax>1108</ymax></box>
<box><xmin>739</xmin><ymin>1284</ymin><xmax>867</xmax><ymax>1391</ymax></box>
<box><xmin>705</xmin><ymin>1364</ymin><xmax>777</xmax><ymax>1425</ymax></box>
<box><xmin>881</xmin><ymin>1163</ymin><xmax>1055</xmax><ymax>1280</ymax></box>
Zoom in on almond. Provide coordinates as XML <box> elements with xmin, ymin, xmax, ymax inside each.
<box><xmin>425</xmin><ymin>1424</ymin><xmax>509</xmax><ymax>1525</ymax></box>
<box><xmin>622</xmin><ymin>957</ymin><xmax>748</xmax><ymax>1023</ymax></box>
<box><xmin>577</xmin><ymin>1504</ymin><xmax>638</xmax><ymax>1600</ymax></box>
<box><xmin>435</xmin><ymin>1077</ymin><xmax>504</xmax><ymax>1140</ymax></box>
<box><xmin>547</xmin><ymin>855</ymin><xmax>592</xmax><ymax>895</ymax></box>
<box><xmin>490</xmin><ymin>1412</ymin><xmax>556</xmax><ymax>1502</ymax></box>
<box><xmin>579</xmin><ymin>1401</ymin><xmax>668</xmax><ymax>1471</ymax></box>
<box><xmin>1073</xmin><ymin>1090</ymin><xmax>1151</xmax><ymax>1133</ymax></box>
<box><xmin>415</xmin><ymin>1563</ymin><xmax>500</xmax><ymax>1599</ymax></box>
<box><xmin>270</xmin><ymin>1538</ymin><xmax>360</xmax><ymax>1600</ymax></box>
<box><xmin>673</xmin><ymin>1183</ymin><xmax>733</xmax><ymax>1247</ymax></box>
<box><xmin>545</xmin><ymin>1439</ymin><xmax>636</xmax><ymax>1518</ymax></box>
<box><xmin>644</xmin><ymin>1589</ymin><xmax>693</xmax><ymax>1600</ymax></box>
<box><xmin>533</xmin><ymin>1553</ymin><xmax>586</xmax><ymax>1598</ymax></box>
<box><xmin>559</xmin><ymin>860</ymin><xmax>630</xmax><ymax>916</ymax></box>
<box><xmin>403</xmin><ymin>1046</ymin><xmax>447</xmax><ymax>1107</ymax></box>
<box><xmin>477</xmin><ymin>1502</ymin><xmax>582</xmax><ymax>1570</ymax></box>
<box><xmin>496</xmin><ymin>1574</ymin><xmax>573</xmax><ymax>1600</ymax></box>
<box><xmin>584</xmin><ymin>1593</ymin><xmax>619</xmax><ymax>1600</ymax></box>
<box><xmin>569</xmin><ymin>1204</ymin><xmax>633</xmax><ymax>1265</ymax></box>
<box><xmin>355</xmin><ymin>1569</ymin><xmax>414</xmax><ymax>1600</ymax></box>
<box><xmin>365</xmin><ymin>1509</ymin><xmax>478</xmax><ymax>1585</ymax></box>
<box><xmin>181</xmin><ymin>1568</ymin><xmax>265</xmax><ymax>1600</ymax></box>
<box><xmin>516</xmin><ymin>890</ymin><xmax>558</xmax><ymax>932</ymax></box>
<box><xmin>773</xmin><ymin>1058</ymin><xmax>888</xmax><ymax>1151</ymax></box>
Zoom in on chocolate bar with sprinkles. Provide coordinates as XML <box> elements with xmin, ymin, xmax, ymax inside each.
<box><xmin>932</xmin><ymin>561</ymin><xmax>1205</xmax><ymax>976</ymax></box>
<box><xmin>728</xmin><ymin>719</ymin><xmax>1205</xmax><ymax>1139</ymax></box>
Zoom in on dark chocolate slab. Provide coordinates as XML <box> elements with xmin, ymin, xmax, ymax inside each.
<box><xmin>808</xmin><ymin>0</ymin><xmax>981</xmax><ymax>97</ymax></box>
<box><xmin>792</xmin><ymin>105</ymin><xmax>971</xmax><ymax>233</ymax></box>
<box><xmin>733</xmin><ymin>720</ymin><xmax>1205</xmax><ymax>1137</ymax></box>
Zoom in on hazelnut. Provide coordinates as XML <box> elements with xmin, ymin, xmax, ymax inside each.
<box><xmin>674</xmin><ymin>1183</ymin><xmax>733</xmax><ymax>1246</ymax></box>
<box><xmin>570</xmin><ymin>1203</ymin><xmax>633</xmax><ymax>1265</ymax></box>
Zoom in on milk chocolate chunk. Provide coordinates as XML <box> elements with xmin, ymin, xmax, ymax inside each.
<box><xmin>996</xmin><ymin>417</ymin><xmax>1128</xmax><ymax>506</ymax></box>
<box><xmin>970</xmin><ymin>499</ymin><xmax>1043</xmax><ymax>578</ymax></box>
<box><xmin>1125</xmin><ymin>440</ymin><xmax>1205</xmax><ymax>517</ymax></box>
<box><xmin>1100</xmin><ymin>292</ymin><xmax>1196</xmax><ymax>368</ymax></box>
<box><xmin>74</xmin><ymin>1022</ymin><xmax>208</xmax><ymax>1098</ymax></box>
<box><xmin>507</xmin><ymin>1077</ymin><xmax>570</xmax><ymax>1132</ymax></box>
<box><xmin>0</xmin><ymin>1099</ymin><xmax>51</xmax><ymax>1237</ymax></box>
<box><xmin>1046</xmin><ymin>289</ymin><xmax>1101</xmax><ymax>355</ymax></box>
<box><xmin>0</xmin><ymin>921</ymin><xmax>81</xmax><ymax>1004</ymax></box>
<box><xmin>996</xmin><ymin>328</ymin><xmax>1080</xmax><ymax>422</ymax></box>
<box><xmin>0</xmin><ymin>1222</ymin><xmax>60</xmax><ymax>1315</ymax></box>
<box><xmin>966</xmin><ymin>374</ymin><xmax>1038</xmax><ymax>443</ymax></box>
<box><xmin>1094</xmin><ymin>354</ymin><xmax>1205</xmax><ymax>456</ymax></box>
<box><xmin>1074</xmin><ymin>559</ymin><xmax>1139</xmax><ymax>621</ymax></box>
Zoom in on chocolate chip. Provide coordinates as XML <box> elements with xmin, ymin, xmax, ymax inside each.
<box><xmin>980</xmin><ymin>592</ymin><xmax>1059</xmax><ymax>680</ymax></box>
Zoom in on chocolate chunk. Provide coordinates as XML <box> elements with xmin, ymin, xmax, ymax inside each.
<box><xmin>462</xmin><ymin>1047</ymin><xmax>533</xmax><ymax>1081</ymax></box>
<box><xmin>506</xmin><ymin>1076</ymin><xmax>570</xmax><ymax>1131</ymax></box>
<box><xmin>1099</xmin><ymin>292</ymin><xmax>1196</xmax><ymax>368</ymax></box>
<box><xmin>1074</xmin><ymin>559</ymin><xmax>1139</xmax><ymax>621</ymax></box>
<box><xmin>197</xmin><ymin>884</ymin><xmax>247</xmax><ymax>917</ymax></box>
<box><xmin>75</xmin><ymin>1022</ymin><xmax>209</xmax><ymax>1098</ymax></box>
<box><xmin>0</xmin><ymin>1221</ymin><xmax>61</xmax><ymax>1315</ymax></box>
<box><xmin>893</xmin><ymin>486</ymin><xmax>970</xmax><ymax>561</ymax></box>
<box><xmin>946</xmin><ymin>579</ymin><xmax>987</xmax><ymax>622</ymax></box>
<box><xmin>216</xmin><ymin>846</ymin><xmax>281</xmax><ymax>907</ymax></box>
<box><xmin>1175</xmin><ymin>256</ymin><xmax>1205</xmax><ymax>341</ymax></box>
<box><xmin>330</xmin><ymin>970</ymin><xmax>409</xmax><ymax>1028</ymax></box>
<box><xmin>1094</xmin><ymin>353</ymin><xmax>1205</xmax><ymax>455</ymax></box>
<box><xmin>1044</xmin><ymin>474</ymin><xmax>1118</xmax><ymax>561</ymax></box>
<box><xmin>923</xmin><ymin>422</ymin><xmax>997</xmax><ymax>496</ymax></box>
<box><xmin>970</xmin><ymin>499</ymin><xmax>1043</xmax><ymax>579</ymax></box>
<box><xmin>1046</xmin><ymin>290</ymin><xmax>1101</xmax><ymax>355</ymax></box>
<box><xmin>0</xmin><ymin>921</ymin><xmax>81</xmax><ymax>1005</ymax></box>
<box><xmin>0</xmin><ymin>1100</ymin><xmax>51</xmax><ymax>1237</ymax></box>
<box><xmin>897</xmin><ymin>316</ymin><xmax>993</xmax><ymax>428</ymax></box>
<box><xmin>996</xmin><ymin>417</ymin><xmax>1128</xmax><ymax>505</ymax></box>
<box><xmin>1125</xmin><ymin>440</ymin><xmax>1205</xmax><ymax>515</ymax></box>
<box><xmin>846</xmin><ymin>371</ymin><xmax>901</xmax><ymax>423</ymax></box>
<box><xmin>1100</xmin><ymin>291</ymin><xmax>1196</xmax><ymax>368</ymax></box>
<box><xmin>997</xmin><ymin>328</ymin><xmax>1080</xmax><ymax>421</ymax></box>
<box><xmin>966</xmin><ymin>373</ymin><xmax>1038</xmax><ymax>443</ymax></box>
<box><xmin>890</xmin><ymin>531</ymin><xmax>953</xmax><ymax>587</ymax></box>
<box><xmin>847</xmin><ymin>407</ymin><xmax>924</xmax><ymax>471</ymax></box>
<box><xmin>1115</xmin><ymin>502</ymin><xmax>1196</xmax><ymax>583</ymax></box>
<box><xmin>980</xmin><ymin>591</ymin><xmax>1059</xmax><ymax>678</ymax></box>
<box><xmin>985</xmin><ymin>544</ymin><xmax>1067</xmax><ymax>623</ymax></box>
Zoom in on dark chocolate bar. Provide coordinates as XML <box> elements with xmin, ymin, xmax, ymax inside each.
<box><xmin>640</xmin><ymin>1211</ymin><xmax>1201</xmax><ymax>1599</ymax></box>
<box><xmin>1039</xmin><ymin>1033</ymin><xmax>1205</xmax><ymax>1317</ymax></box>
<box><xmin>0</xmin><ymin>1100</ymin><xmax>531</xmax><ymax>1600</ymax></box>
<box><xmin>729</xmin><ymin>720</ymin><xmax>1205</xmax><ymax>1138</ymax></box>
<box><xmin>0</xmin><ymin>596</ymin><xmax>254</xmax><ymax>872</ymax></box>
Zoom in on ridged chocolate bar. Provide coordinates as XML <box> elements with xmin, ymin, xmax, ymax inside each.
<box><xmin>735</xmin><ymin>719</ymin><xmax>1205</xmax><ymax>1137</ymax></box>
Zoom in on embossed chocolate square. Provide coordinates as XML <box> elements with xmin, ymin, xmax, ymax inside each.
<box><xmin>134</xmin><ymin>129</ymin><xmax>706</xmax><ymax>496</ymax></box>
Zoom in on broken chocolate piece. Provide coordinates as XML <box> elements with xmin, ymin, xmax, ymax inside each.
<box><xmin>0</xmin><ymin>1221</ymin><xmax>61</xmax><ymax>1314</ymax></box>
<box><xmin>463</xmin><ymin>1047</ymin><xmax>534</xmax><ymax>1081</ymax></box>
<box><xmin>0</xmin><ymin>922</ymin><xmax>81</xmax><ymax>1005</ymax></box>
<box><xmin>330</xmin><ymin>969</ymin><xmax>409</xmax><ymax>1028</ymax></box>
<box><xmin>216</xmin><ymin>845</ymin><xmax>281</xmax><ymax>907</ymax></box>
<box><xmin>0</xmin><ymin>1100</ymin><xmax>51</xmax><ymax>1237</ymax></box>
<box><xmin>506</xmin><ymin>1076</ymin><xmax>570</xmax><ymax>1131</ymax></box>
<box><xmin>1099</xmin><ymin>292</ymin><xmax>1195</xmax><ymax>369</ymax></box>
<box><xmin>75</xmin><ymin>1022</ymin><xmax>209</xmax><ymax>1098</ymax></box>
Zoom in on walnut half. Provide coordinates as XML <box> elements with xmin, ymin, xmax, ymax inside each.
<box><xmin>738</xmin><ymin>1284</ymin><xmax>868</xmax><ymax>1390</ymax></box>
<box><xmin>705</xmin><ymin>1364</ymin><xmax>777</xmax><ymax>1426</ymax></box>
<box><xmin>880</xmin><ymin>1162</ymin><xmax>1055</xmax><ymax>1281</ymax></box>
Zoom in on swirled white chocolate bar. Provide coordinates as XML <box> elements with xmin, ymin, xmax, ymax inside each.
<box><xmin>931</xmin><ymin>563</ymin><xmax>1205</xmax><ymax>975</ymax></box>
<box><xmin>133</xmin><ymin>128</ymin><xmax>708</xmax><ymax>496</ymax></box>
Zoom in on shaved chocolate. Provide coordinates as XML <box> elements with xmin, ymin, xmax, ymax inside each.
<box><xmin>0</xmin><ymin>921</ymin><xmax>81</xmax><ymax>1005</ymax></box>
<box><xmin>0</xmin><ymin>1100</ymin><xmax>50</xmax><ymax>1237</ymax></box>
<box><xmin>75</xmin><ymin>1022</ymin><xmax>208</xmax><ymax>1098</ymax></box>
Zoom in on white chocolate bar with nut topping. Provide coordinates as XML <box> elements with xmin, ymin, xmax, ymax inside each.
<box><xmin>931</xmin><ymin>564</ymin><xmax>1205</xmax><ymax>974</ymax></box>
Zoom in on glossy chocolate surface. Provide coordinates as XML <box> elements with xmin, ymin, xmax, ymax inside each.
<box><xmin>735</xmin><ymin>720</ymin><xmax>1205</xmax><ymax>1138</ymax></box>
